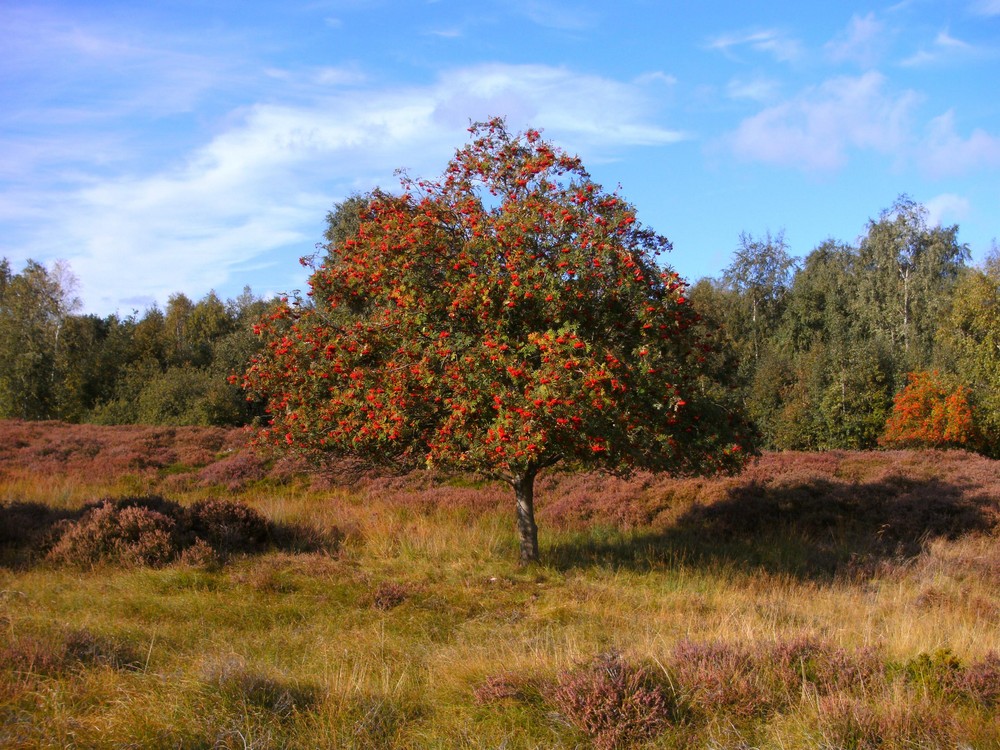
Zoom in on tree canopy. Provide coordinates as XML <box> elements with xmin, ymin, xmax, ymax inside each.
<box><xmin>242</xmin><ymin>118</ymin><xmax>756</xmax><ymax>562</ymax></box>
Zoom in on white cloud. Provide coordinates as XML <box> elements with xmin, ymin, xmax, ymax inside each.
<box><xmin>1</xmin><ymin>7</ymin><xmax>234</xmax><ymax>119</ymax></box>
<box><xmin>725</xmin><ymin>76</ymin><xmax>780</xmax><ymax>102</ymax></box>
<box><xmin>633</xmin><ymin>71</ymin><xmax>677</xmax><ymax>87</ymax></box>
<box><xmin>825</xmin><ymin>13</ymin><xmax>885</xmax><ymax>68</ymax></box>
<box><xmin>935</xmin><ymin>29</ymin><xmax>974</xmax><ymax>51</ymax></box>
<box><xmin>920</xmin><ymin>110</ymin><xmax>1000</xmax><ymax>176</ymax></box>
<box><xmin>707</xmin><ymin>28</ymin><xmax>803</xmax><ymax>63</ymax></box>
<box><xmin>924</xmin><ymin>193</ymin><xmax>971</xmax><ymax>226</ymax></box>
<box><xmin>901</xmin><ymin>28</ymin><xmax>981</xmax><ymax>66</ymax></box>
<box><xmin>516</xmin><ymin>0</ymin><xmax>600</xmax><ymax>31</ymax></box>
<box><xmin>430</xmin><ymin>65</ymin><xmax>685</xmax><ymax>147</ymax></box>
<box><xmin>728</xmin><ymin>72</ymin><xmax>919</xmax><ymax>170</ymax></box>
<box><xmin>313</xmin><ymin>66</ymin><xmax>367</xmax><ymax>86</ymax></box>
<box><xmin>5</xmin><ymin>63</ymin><xmax>683</xmax><ymax>313</ymax></box>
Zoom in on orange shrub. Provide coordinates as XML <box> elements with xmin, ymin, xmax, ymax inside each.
<box><xmin>879</xmin><ymin>371</ymin><xmax>980</xmax><ymax>450</ymax></box>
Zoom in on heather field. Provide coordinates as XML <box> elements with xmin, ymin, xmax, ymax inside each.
<box><xmin>2</xmin><ymin>421</ymin><xmax>999</xmax><ymax>749</ymax></box>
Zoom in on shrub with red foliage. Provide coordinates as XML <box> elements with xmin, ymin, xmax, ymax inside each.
<box><xmin>3</xmin><ymin>421</ymin><xmax>999</xmax><ymax>578</ymax></box>
<box><xmin>879</xmin><ymin>370</ymin><xmax>981</xmax><ymax>451</ymax></box>
<box><xmin>539</xmin><ymin>449</ymin><xmax>998</xmax><ymax>545</ymax></box>
<box><xmin>359</xmin><ymin>472</ymin><xmax>509</xmax><ymax>516</ymax></box>
<box><xmin>550</xmin><ymin>652</ymin><xmax>677</xmax><ymax>750</ymax></box>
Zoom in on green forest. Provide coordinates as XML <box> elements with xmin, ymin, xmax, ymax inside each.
<box><xmin>2</xmin><ymin>194</ymin><xmax>997</xmax><ymax>457</ymax></box>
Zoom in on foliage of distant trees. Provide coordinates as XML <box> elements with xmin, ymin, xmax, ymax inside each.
<box><xmin>691</xmin><ymin>196</ymin><xmax>999</xmax><ymax>457</ymax></box>
<box><xmin>1</xmin><ymin>192</ymin><xmax>996</xmax><ymax>461</ymax></box>
<box><xmin>0</xmin><ymin>258</ymin><xmax>267</xmax><ymax>427</ymax></box>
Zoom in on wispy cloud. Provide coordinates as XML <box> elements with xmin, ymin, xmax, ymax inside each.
<box><xmin>3</xmin><ymin>63</ymin><xmax>682</xmax><ymax>312</ymax></box>
<box><xmin>633</xmin><ymin>72</ymin><xmax>677</xmax><ymax>87</ymax></box>
<box><xmin>725</xmin><ymin>76</ymin><xmax>781</xmax><ymax>102</ymax></box>
<box><xmin>728</xmin><ymin>72</ymin><xmax>919</xmax><ymax>170</ymax></box>
<box><xmin>313</xmin><ymin>66</ymin><xmax>368</xmax><ymax>86</ymax></box>
<box><xmin>707</xmin><ymin>28</ymin><xmax>803</xmax><ymax>63</ymax></box>
<box><xmin>920</xmin><ymin>110</ymin><xmax>1000</xmax><ymax>176</ymax></box>
<box><xmin>924</xmin><ymin>193</ymin><xmax>971</xmax><ymax>226</ymax></box>
<box><xmin>825</xmin><ymin>12</ymin><xmax>886</xmax><ymax>68</ymax></box>
<box><xmin>513</xmin><ymin>0</ymin><xmax>600</xmax><ymax>31</ymax></box>
<box><xmin>969</xmin><ymin>0</ymin><xmax>1000</xmax><ymax>17</ymax></box>
<box><xmin>0</xmin><ymin>6</ymin><xmax>238</xmax><ymax>119</ymax></box>
<box><xmin>900</xmin><ymin>28</ymin><xmax>983</xmax><ymax>66</ymax></box>
<box><xmin>430</xmin><ymin>65</ymin><xmax>685</xmax><ymax>146</ymax></box>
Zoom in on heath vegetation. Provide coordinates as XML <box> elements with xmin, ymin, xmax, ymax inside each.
<box><xmin>2</xmin><ymin>421</ymin><xmax>999</xmax><ymax>748</ymax></box>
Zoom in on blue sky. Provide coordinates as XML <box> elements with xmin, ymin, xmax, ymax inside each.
<box><xmin>2</xmin><ymin>0</ymin><xmax>998</xmax><ymax>314</ymax></box>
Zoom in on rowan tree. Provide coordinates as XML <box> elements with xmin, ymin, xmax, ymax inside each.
<box><xmin>242</xmin><ymin>118</ymin><xmax>755</xmax><ymax>563</ymax></box>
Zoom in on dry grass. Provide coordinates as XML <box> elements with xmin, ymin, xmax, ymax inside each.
<box><xmin>1</xmin><ymin>420</ymin><xmax>999</xmax><ymax>748</ymax></box>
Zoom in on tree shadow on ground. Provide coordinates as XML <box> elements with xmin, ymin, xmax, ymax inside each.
<box><xmin>544</xmin><ymin>475</ymin><xmax>998</xmax><ymax>580</ymax></box>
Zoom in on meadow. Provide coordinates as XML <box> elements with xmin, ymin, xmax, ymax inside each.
<box><xmin>1</xmin><ymin>420</ymin><xmax>999</xmax><ymax>749</ymax></box>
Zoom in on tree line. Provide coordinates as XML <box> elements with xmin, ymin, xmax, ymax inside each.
<box><xmin>1</xmin><ymin>193</ymin><xmax>996</xmax><ymax>457</ymax></box>
<box><xmin>0</xmin><ymin>259</ymin><xmax>267</xmax><ymax>426</ymax></box>
<box><xmin>690</xmin><ymin>195</ymin><xmax>999</xmax><ymax>457</ymax></box>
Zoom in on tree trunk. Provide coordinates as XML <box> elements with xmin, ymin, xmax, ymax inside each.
<box><xmin>512</xmin><ymin>471</ymin><xmax>539</xmax><ymax>564</ymax></box>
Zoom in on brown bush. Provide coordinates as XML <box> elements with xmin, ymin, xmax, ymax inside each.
<box><xmin>42</xmin><ymin>495</ymin><xmax>286</xmax><ymax>568</ymax></box>
<box><xmin>669</xmin><ymin>637</ymin><xmax>887</xmax><ymax>720</ymax></box>
<box><xmin>769</xmin><ymin>637</ymin><xmax>885</xmax><ymax>695</ymax></box>
<box><xmin>0</xmin><ymin>627</ymin><xmax>142</xmax><ymax>675</ymax></box>
<box><xmin>670</xmin><ymin>640</ymin><xmax>778</xmax><ymax>719</ymax></box>
<box><xmin>550</xmin><ymin>652</ymin><xmax>677</xmax><ymax>750</ymax></box>
<box><xmin>178</xmin><ymin>537</ymin><xmax>221</xmax><ymax>568</ymax></box>
<box><xmin>48</xmin><ymin>500</ymin><xmax>179</xmax><ymax>567</ymax></box>
<box><xmin>187</xmin><ymin>498</ymin><xmax>270</xmax><ymax>555</ymax></box>
<box><xmin>472</xmin><ymin>670</ymin><xmax>541</xmax><ymax>705</ymax></box>
<box><xmin>955</xmin><ymin>652</ymin><xmax>1000</xmax><ymax>707</ymax></box>
<box><xmin>371</xmin><ymin>580</ymin><xmax>409</xmax><ymax>610</ymax></box>
<box><xmin>816</xmin><ymin>692</ymin><xmax>955</xmax><ymax>750</ymax></box>
<box><xmin>197</xmin><ymin>451</ymin><xmax>267</xmax><ymax>491</ymax></box>
<box><xmin>0</xmin><ymin>501</ymin><xmax>77</xmax><ymax>558</ymax></box>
